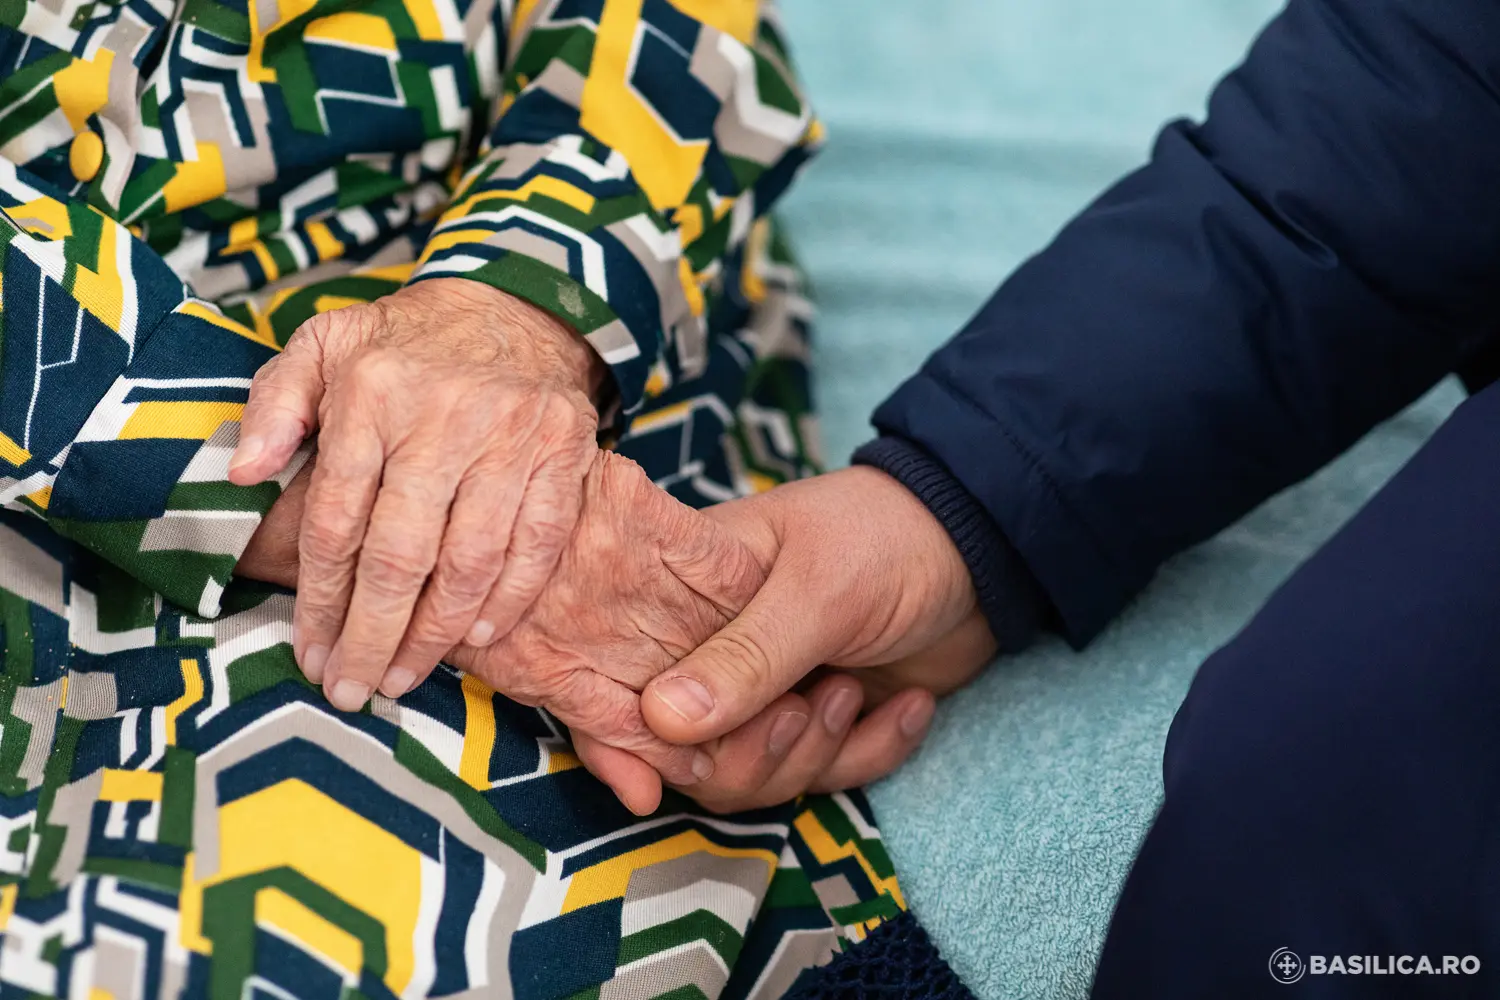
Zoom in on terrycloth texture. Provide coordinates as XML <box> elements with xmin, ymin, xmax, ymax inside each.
<box><xmin>778</xmin><ymin>0</ymin><xmax>1465</xmax><ymax>997</ymax></box>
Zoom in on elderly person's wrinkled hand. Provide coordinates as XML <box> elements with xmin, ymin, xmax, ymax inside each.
<box><xmin>229</xmin><ymin>278</ymin><xmax>605</xmax><ymax>712</ymax></box>
<box><xmin>438</xmin><ymin>449</ymin><xmax>763</xmax><ymax>806</ymax></box>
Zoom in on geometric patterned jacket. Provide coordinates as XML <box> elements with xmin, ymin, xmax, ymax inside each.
<box><xmin>0</xmin><ymin>0</ymin><xmax>966</xmax><ymax>996</ymax></box>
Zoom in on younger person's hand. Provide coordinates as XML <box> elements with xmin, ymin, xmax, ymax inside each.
<box><xmin>596</xmin><ymin>606</ymin><xmax>995</xmax><ymax>817</ymax></box>
<box><xmin>237</xmin><ymin>458</ymin><xmax>314</xmax><ymax>589</ymax></box>
<box><xmin>573</xmin><ymin>673</ymin><xmax>936</xmax><ymax>815</ymax></box>
<box><xmin>640</xmin><ymin>465</ymin><xmax>993</xmax><ymax>748</ymax></box>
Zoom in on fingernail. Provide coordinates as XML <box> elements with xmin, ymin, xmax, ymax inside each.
<box><xmin>301</xmin><ymin>644</ymin><xmax>329</xmax><ymax>684</ymax></box>
<box><xmin>653</xmin><ymin>676</ymin><xmax>714</xmax><ymax>724</ymax></box>
<box><xmin>465</xmin><ymin>619</ymin><xmax>496</xmax><ymax>646</ymax></box>
<box><xmin>823</xmin><ymin>687</ymin><xmax>860</xmax><ymax>734</ymax></box>
<box><xmin>380</xmin><ymin>667</ymin><xmax>417</xmax><ymax>699</ymax></box>
<box><xmin>691</xmin><ymin>751</ymin><xmax>715</xmax><ymax>782</ymax></box>
<box><xmin>768</xmin><ymin>711</ymin><xmax>809</xmax><ymax>758</ymax></box>
<box><xmin>900</xmin><ymin>698</ymin><xmax>935</xmax><ymax>739</ymax></box>
<box><xmin>328</xmin><ymin>678</ymin><xmax>370</xmax><ymax>712</ymax></box>
<box><xmin>229</xmin><ymin>435</ymin><xmax>263</xmax><ymax>474</ymax></box>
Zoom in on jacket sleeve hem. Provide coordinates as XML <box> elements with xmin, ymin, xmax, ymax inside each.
<box><xmin>852</xmin><ymin>434</ymin><xmax>1052</xmax><ymax>654</ymax></box>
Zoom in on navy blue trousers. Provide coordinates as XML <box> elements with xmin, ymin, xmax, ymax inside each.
<box><xmin>1091</xmin><ymin>381</ymin><xmax>1500</xmax><ymax>999</ymax></box>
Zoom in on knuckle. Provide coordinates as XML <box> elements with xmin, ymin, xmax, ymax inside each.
<box><xmin>515</xmin><ymin>512</ymin><xmax>571</xmax><ymax>556</ymax></box>
<box><xmin>481</xmin><ymin>628</ymin><xmax>567</xmax><ymax>698</ymax></box>
<box><xmin>291</xmin><ymin>311</ymin><xmax>340</xmax><ymax>356</ymax></box>
<box><xmin>342</xmin><ymin>345</ymin><xmax>405</xmax><ymax>396</ymax></box>
<box><xmin>431</xmin><ymin>549</ymin><xmax>496</xmax><ymax>601</ymax></box>
<box><xmin>295</xmin><ymin>309</ymin><xmax>337</xmax><ymax>339</ymax></box>
<box><xmin>707</xmin><ymin>765</ymin><xmax>761</xmax><ymax>801</ymax></box>
<box><xmin>550</xmin><ymin>678</ymin><xmax>638</xmax><ymax>740</ymax></box>
<box><xmin>305</xmin><ymin>302</ymin><xmax>375</xmax><ymax>340</ymax></box>
<box><xmin>247</xmin><ymin>353</ymin><xmax>285</xmax><ymax>390</ymax></box>
<box><xmin>596</xmin><ymin>452</ymin><xmax>651</xmax><ymax>502</ymax></box>
<box><xmin>298</xmin><ymin>513</ymin><xmax>358</xmax><ymax>569</ymax></box>
<box><xmin>335</xmin><ymin>642</ymin><xmax>395</xmax><ymax>681</ymax></box>
<box><xmin>402</xmin><ymin>611</ymin><xmax>462</xmax><ymax>653</ymax></box>
<box><xmin>295</xmin><ymin>596</ymin><xmax>345</xmax><ymax>633</ymax></box>
<box><xmin>577</xmin><ymin>698</ymin><xmax>639</xmax><ymax>742</ymax></box>
<box><xmin>707</xmin><ymin>629</ymin><xmax>777</xmax><ymax>689</ymax></box>
<box><xmin>358</xmin><ymin>543</ymin><xmax>428</xmax><ymax>595</ymax></box>
<box><xmin>384</xmin><ymin>469</ymin><xmax>452</xmax><ymax>508</ymax></box>
<box><xmin>546</xmin><ymin>394</ymin><xmax>594</xmax><ymax>438</ymax></box>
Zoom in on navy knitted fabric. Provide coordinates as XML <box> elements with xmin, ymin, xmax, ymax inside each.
<box><xmin>783</xmin><ymin>912</ymin><xmax>977</xmax><ymax>1000</ymax></box>
<box><xmin>853</xmin><ymin>435</ymin><xmax>1052</xmax><ymax>654</ymax></box>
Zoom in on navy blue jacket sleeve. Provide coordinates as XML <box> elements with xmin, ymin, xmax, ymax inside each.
<box><xmin>863</xmin><ymin>0</ymin><xmax>1500</xmax><ymax>647</ymax></box>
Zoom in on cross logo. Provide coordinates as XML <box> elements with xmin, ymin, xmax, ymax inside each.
<box><xmin>1269</xmin><ymin>947</ymin><xmax>1306</xmax><ymax>984</ymax></box>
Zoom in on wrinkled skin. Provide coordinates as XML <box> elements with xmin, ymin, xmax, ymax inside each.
<box><xmin>444</xmin><ymin>450</ymin><xmax>768</xmax><ymax>790</ymax></box>
<box><xmin>241</xmin><ymin>452</ymin><xmax>940</xmax><ymax>815</ymax></box>
<box><xmin>230</xmin><ymin>279</ymin><xmax>605</xmax><ymax>713</ymax></box>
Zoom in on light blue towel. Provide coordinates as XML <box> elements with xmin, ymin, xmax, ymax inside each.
<box><xmin>777</xmin><ymin>1</ymin><xmax>1464</xmax><ymax>997</ymax></box>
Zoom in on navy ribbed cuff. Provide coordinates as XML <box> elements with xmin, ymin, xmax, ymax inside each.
<box><xmin>853</xmin><ymin>435</ymin><xmax>1052</xmax><ymax>653</ymax></box>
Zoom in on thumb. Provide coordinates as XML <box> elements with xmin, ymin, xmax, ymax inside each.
<box><xmin>642</xmin><ymin>553</ymin><xmax>843</xmax><ymax>745</ymax></box>
<box><xmin>228</xmin><ymin>313</ymin><xmax>342</xmax><ymax>485</ymax></box>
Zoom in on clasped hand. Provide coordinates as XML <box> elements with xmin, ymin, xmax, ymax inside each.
<box><xmin>235</xmin><ymin>282</ymin><xmax>995</xmax><ymax>813</ymax></box>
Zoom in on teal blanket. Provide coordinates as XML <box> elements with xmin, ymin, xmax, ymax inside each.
<box><xmin>779</xmin><ymin>0</ymin><xmax>1462</xmax><ymax>996</ymax></box>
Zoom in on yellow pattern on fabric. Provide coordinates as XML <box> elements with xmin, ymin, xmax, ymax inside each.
<box><xmin>162</xmin><ymin>143</ymin><xmax>228</xmax><ymax>213</ymax></box>
<box><xmin>547</xmin><ymin>748</ymin><xmax>583</xmax><ymax>773</ymax></box>
<box><xmin>508</xmin><ymin>0</ymin><xmax>548</xmax><ymax>46</ymax></box>
<box><xmin>11</xmin><ymin>198</ymin><xmax>72</xmax><ymax>241</ymax></box>
<box><xmin>626</xmin><ymin>399</ymin><xmax>692</xmax><ymax>433</ymax></box>
<box><xmin>401</xmin><ymin>0</ymin><xmax>447</xmax><ymax>40</ymax></box>
<box><xmin>225</xmin><ymin>217</ymin><xmax>261</xmax><ymax>253</ymax></box>
<box><xmin>0</xmin><ymin>432</ymin><xmax>30</xmax><ymax>466</ymax></box>
<box><xmin>446</xmin><ymin>174</ymin><xmax>598</xmax><ymax>218</ymax></box>
<box><xmin>177</xmin><ymin>300</ymin><xmax>281</xmax><ymax>349</ymax></box>
<box><xmin>178</xmin><ymin>855</ymin><xmax>214</xmax><ymax>954</ymax></box>
<box><xmin>739</xmin><ymin>218</ymin><xmax>771</xmax><ymax>304</ymax></box>
<box><xmin>0</xmin><ymin>885</ymin><xmax>16</xmax><ymax>932</ymax></box>
<box><xmin>677</xmin><ymin>257</ymin><xmax>706</xmax><ymax>317</ymax></box>
<box><xmin>459</xmin><ymin>673</ymin><xmax>498</xmax><ymax>789</ymax></box>
<box><xmin>248</xmin><ymin>0</ymin><xmax>320</xmax><ymax>83</ymax></box>
<box><xmin>166</xmin><ymin>659</ymin><xmax>203</xmax><ymax>745</ymax></box>
<box><xmin>52</xmin><ymin>51</ymin><xmax>115</xmax><ymax>131</ymax></box>
<box><xmin>581</xmin><ymin>0</ymin><xmax>709</xmax><ymax>211</ymax></box>
<box><xmin>257</xmin><ymin>888</ymin><xmax>366</xmax><ymax>979</ymax></box>
<box><xmin>666</xmin><ymin>0</ymin><xmax>757</xmax><ymax>43</ymax></box>
<box><xmin>305</xmin><ymin>221</ymin><xmax>346</xmax><ymax>259</ymax></box>
<box><xmin>119</xmin><ymin>401</ymin><xmax>245</xmax><ymax>440</ymax></box>
<box><xmin>99</xmin><ymin>769</ymin><xmax>165</xmax><ymax>802</ymax></box>
<box><xmin>563</xmin><ymin>830</ymin><xmax>777</xmax><ymax>912</ymax></box>
<box><xmin>209</xmin><ymin>779</ymin><xmax>424</xmax><ymax>993</ymax></box>
<box><xmin>304</xmin><ymin>11</ymin><xmax>398</xmax><ymax>49</ymax></box>
<box><xmin>794</xmin><ymin>809</ymin><xmax>906</xmax><ymax>910</ymax></box>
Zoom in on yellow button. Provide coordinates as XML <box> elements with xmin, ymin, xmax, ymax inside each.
<box><xmin>69</xmin><ymin>131</ymin><xmax>104</xmax><ymax>183</ymax></box>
